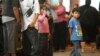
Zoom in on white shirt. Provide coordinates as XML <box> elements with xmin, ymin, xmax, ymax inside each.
<box><xmin>2</xmin><ymin>16</ymin><xmax>15</xmax><ymax>23</ymax></box>
<box><xmin>20</xmin><ymin>0</ymin><xmax>40</xmax><ymax>31</ymax></box>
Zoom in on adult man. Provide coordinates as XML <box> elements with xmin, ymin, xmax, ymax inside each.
<box><xmin>2</xmin><ymin>0</ymin><xmax>20</xmax><ymax>56</ymax></box>
<box><xmin>19</xmin><ymin>0</ymin><xmax>40</xmax><ymax>56</ymax></box>
<box><xmin>79</xmin><ymin>0</ymin><xmax>99</xmax><ymax>52</ymax></box>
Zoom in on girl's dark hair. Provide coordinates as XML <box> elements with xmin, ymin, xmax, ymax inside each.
<box><xmin>40</xmin><ymin>4</ymin><xmax>46</xmax><ymax>9</ymax></box>
<box><xmin>72</xmin><ymin>8</ymin><xmax>80</xmax><ymax>13</ymax></box>
<box><xmin>39</xmin><ymin>0</ymin><xmax>45</xmax><ymax>4</ymax></box>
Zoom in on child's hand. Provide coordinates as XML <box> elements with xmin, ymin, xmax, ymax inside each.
<box><xmin>48</xmin><ymin>33</ymin><xmax>51</xmax><ymax>41</ymax></box>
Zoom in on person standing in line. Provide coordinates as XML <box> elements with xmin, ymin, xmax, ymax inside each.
<box><xmin>19</xmin><ymin>0</ymin><xmax>40</xmax><ymax>56</ymax></box>
<box><xmin>2</xmin><ymin>0</ymin><xmax>20</xmax><ymax>56</ymax></box>
<box><xmin>54</xmin><ymin>0</ymin><xmax>67</xmax><ymax>51</ymax></box>
<box><xmin>46</xmin><ymin>0</ymin><xmax>59</xmax><ymax>52</ymax></box>
<box><xmin>38</xmin><ymin>4</ymin><xmax>50</xmax><ymax>56</ymax></box>
<box><xmin>79</xmin><ymin>0</ymin><xmax>100</xmax><ymax>52</ymax></box>
<box><xmin>68</xmin><ymin>8</ymin><xmax>83</xmax><ymax>56</ymax></box>
<box><xmin>47</xmin><ymin>0</ymin><xmax>67</xmax><ymax>52</ymax></box>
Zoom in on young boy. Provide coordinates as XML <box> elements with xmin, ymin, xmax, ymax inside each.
<box><xmin>68</xmin><ymin>8</ymin><xmax>83</xmax><ymax>56</ymax></box>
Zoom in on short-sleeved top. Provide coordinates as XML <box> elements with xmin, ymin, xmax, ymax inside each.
<box><xmin>38</xmin><ymin>12</ymin><xmax>49</xmax><ymax>33</ymax></box>
<box><xmin>20</xmin><ymin>0</ymin><xmax>40</xmax><ymax>31</ymax></box>
<box><xmin>68</xmin><ymin>17</ymin><xmax>83</xmax><ymax>41</ymax></box>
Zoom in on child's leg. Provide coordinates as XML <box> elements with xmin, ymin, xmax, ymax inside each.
<box><xmin>70</xmin><ymin>41</ymin><xmax>77</xmax><ymax>56</ymax></box>
<box><xmin>71</xmin><ymin>41</ymin><xmax>81</xmax><ymax>56</ymax></box>
<box><xmin>75</xmin><ymin>41</ymin><xmax>81</xmax><ymax>56</ymax></box>
<box><xmin>70</xmin><ymin>48</ymin><xmax>75</xmax><ymax>56</ymax></box>
<box><xmin>48</xmin><ymin>38</ymin><xmax>53</xmax><ymax>56</ymax></box>
<box><xmin>38</xmin><ymin>33</ymin><xmax>48</xmax><ymax>56</ymax></box>
<box><xmin>42</xmin><ymin>34</ymin><xmax>49</xmax><ymax>56</ymax></box>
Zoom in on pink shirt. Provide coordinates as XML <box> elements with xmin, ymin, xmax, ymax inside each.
<box><xmin>56</xmin><ymin>5</ymin><xmax>66</xmax><ymax>23</ymax></box>
<box><xmin>38</xmin><ymin>12</ymin><xmax>49</xmax><ymax>33</ymax></box>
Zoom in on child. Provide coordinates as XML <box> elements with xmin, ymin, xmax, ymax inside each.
<box><xmin>68</xmin><ymin>8</ymin><xmax>83</xmax><ymax>56</ymax></box>
<box><xmin>38</xmin><ymin>4</ymin><xmax>50</xmax><ymax>56</ymax></box>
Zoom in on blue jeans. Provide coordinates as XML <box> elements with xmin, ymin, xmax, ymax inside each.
<box><xmin>70</xmin><ymin>41</ymin><xmax>81</xmax><ymax>56</ymax></box>
<box><xmin>22</xmin><ymin>27</ymin><xmax>39</xmax><ymax>56</ymax></box>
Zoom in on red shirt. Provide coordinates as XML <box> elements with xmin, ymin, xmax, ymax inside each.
<box><xmin>38</xmin><ymin>12</ymin><xmax>49</xmax><ymax>33</ymax></box>
<box><xmin>56</xmin><ymin>5</ymin><xmax>66</xmax><ymax>23</ymax></box>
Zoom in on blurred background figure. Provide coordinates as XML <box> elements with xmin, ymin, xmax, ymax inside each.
<box><xmin>79</xmin><ymin>0</ymin><xmax>100</xmax><ymax>52</ymax></box>
<box><xmin>0</xmin><ymin>0</ymin><xmax>4</xmax><ymax>56</ymax></box>
<box><xmin>96</xmin><ymin>2</ymin><xmax>100</xmax><ymax>50</ymax></box>
<box><xmin>2</xmin><ymin>0</ymin><xmax>20</xmax><ymax>56</ymax></box>
<box><xmin>53</xmin><ymin>0</ymin><xmax>67</xmax><ymax>52</ymax></box>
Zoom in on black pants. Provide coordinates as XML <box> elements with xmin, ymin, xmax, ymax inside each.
<box><xmin>0</xmin><ymin>25</ymin><xmax>4</xmax><ymax>56</ymax></box>
<box><xmin>48</xmin><ymin>37</ymin><xmax>53</xmax><ymax>56</ymax></box>
<box><xmin>22</xmin><ymin>27</ymin><xmax>39</xmax><ymax>56</ymax></box>
<box><xmin>53</xmin><ymin>21</ymin><xmax>67</xmax><ymax>50</ymax></box>
<box><xmin>38</xmin><ymin>33</ymin><xmax>48</xmax><ymax>56</ymax></box>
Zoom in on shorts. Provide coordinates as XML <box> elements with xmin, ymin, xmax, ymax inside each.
<box><xmin>3</xmin><ymin>20</ymin><xmax>17</xmax><ymax>53</ymax></box>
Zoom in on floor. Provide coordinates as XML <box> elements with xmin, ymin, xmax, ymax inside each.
<box><xmin>54</xmin><ymin>45</ymin><xmax>100</xmax><ymax>56</ymax></box>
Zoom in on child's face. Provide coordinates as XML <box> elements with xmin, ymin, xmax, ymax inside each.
<box><xmin>73</xmin><ymin>11</ymin><xmax>80</xmax><ymax>19</ymax></box>
<box><xmin>41</xmin><ymin>7</ymin><xmax>46</xmax><ymax>14</ymax></box>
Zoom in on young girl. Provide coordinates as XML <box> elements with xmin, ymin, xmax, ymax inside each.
<box><xmin>38</xmin><ymin>4</ymin><xmax>50</xmax><ymax>56</ymax></box>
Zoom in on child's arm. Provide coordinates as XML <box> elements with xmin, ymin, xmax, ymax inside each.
<box><xmin>68</xmin><ymin>18</ymin><xmax>73</xmax><ymax>37</ymax></box>
<box><xmin>69</xmin><ymin>28</ymin><xmax>72</xmax><ymax>37</ymax></box>
<box><xmin>38</xmin><ymin>12</ymin><xmax>46</xmax><ymax>22</ymax></box>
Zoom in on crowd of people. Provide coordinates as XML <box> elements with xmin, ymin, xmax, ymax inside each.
<box><xmin>0</xmin><ymin>0</ymin><xmax>100</xmax><ymax>56</ymax></box>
